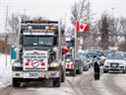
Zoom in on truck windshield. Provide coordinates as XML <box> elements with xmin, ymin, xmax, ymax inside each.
<box><xmin>23</xmin><ymin>35</ymin><xmax>54</xmax><ymax>47</ymax></box>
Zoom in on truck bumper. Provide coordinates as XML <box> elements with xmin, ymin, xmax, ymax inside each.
<box><xmin>12</xmin><ymin>71</ymin><xmax>61</xmax><ymax>79</ymax></box>
<box><xmin>12</xmin><ymin>77</ymin><xmax>60</xmax><ymax>82</ymax></box>
<box><xmin>66</xmin><ymin>69</ymin><xmax>75</xmax><ymax>72</ymax></box>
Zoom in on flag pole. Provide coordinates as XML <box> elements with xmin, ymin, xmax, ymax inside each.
<box><xmin>74</xmin><ymin>21</ymin><xmax>77</xmax><ymax>59</ymax></box>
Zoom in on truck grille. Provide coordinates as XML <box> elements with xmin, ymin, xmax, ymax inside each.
<box><xmin>12</xmin><ymin>67</ymin><xmax>23</xmax><ymax>71</ymax></box>
<box><xmin>110</xmin><ymin>63</ymin><xmax>119</xmax><ymax>68</ymax></box>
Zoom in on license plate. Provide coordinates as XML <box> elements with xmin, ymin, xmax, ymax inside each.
<box><xmin>112</xmin><ymin>64</ymin><xmax>117</xmax><ymax>68</ymax></box>
<box><xmin>24</xmin><ymin>72</ymin><xmax>40</xmax><ymax>78</ymax></box>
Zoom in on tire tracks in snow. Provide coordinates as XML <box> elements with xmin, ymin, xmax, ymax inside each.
<box><xmin>104</xmin><ymin>74</ymin><xmax>126</xmax><ymax>95</ymax></box>
<box><xmin>66</xmin><ymin>70</ymin><xmax>100</xmax><ymax>95</ymax></box>
<box><xmin>0</xmin><ymin>86</ymin><xmax>13</xmax><ymax>95</ymax></box>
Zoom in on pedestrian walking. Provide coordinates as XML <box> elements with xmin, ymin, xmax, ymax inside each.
<box><xmin>93</xmin><ymin>61</ymin><xmax>100</xmax><ymax>80</ymax></box>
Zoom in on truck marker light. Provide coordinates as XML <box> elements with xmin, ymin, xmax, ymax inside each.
<box><xmin>25</xmin><ymin>62</ymin><xmax>29</xmax><ymax>65</ymax></box>
<box><xmin>41</xmin><ymin>62</ymin><xmax>45</xmax><ymax>66</ymax></box>
<box><xmin>67</xmin><ymin>64</ymin><xmax>70</xmax><ymax>68</ymax></box>
<box><xmin>71</xmin><ymin>64</ymin><xmax>74</xmax><ymax>69</ymax></box>
<box><xmin>25</xmin><ymin>59</ymin><xmax>31</xmax><ymax>66</ymax></box>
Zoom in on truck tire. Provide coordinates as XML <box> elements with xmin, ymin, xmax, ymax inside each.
<box><xmin>78</xmin><ymin>69</ymin><xmax>82</xmax><ymax>74</ymax></box>
<box><xmin>122</xmin><ymin>70</ymin><xmax>126</xmax><ymax>73</ymax></box>
<box><xmin>71</xmin><ymin>70</ymin><xmax>76</xmax><ymax>76</ymax></box>
<box><xmin>103</xmin><ymin>70</ymin><xmax>108</xmax><ymax>73</ymax></box>
<box><xmin>12</xmin><ymin>78</ymin><xmax>20</xmax><ymax>87</ymax></box>
<box><xmin>53</xmin><ymin>78</ymin><xmax>61</xmax><ymax>87</ymax></box>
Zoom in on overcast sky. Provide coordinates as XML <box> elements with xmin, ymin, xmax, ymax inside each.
<box><xmin>1</xmin><ymin>0</ymin><xmax>126</xmax><ymax>32</ymax></box>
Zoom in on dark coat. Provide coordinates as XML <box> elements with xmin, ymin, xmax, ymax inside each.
<box><xmin>94</xmin><ymin>61</ymin><xmax>100</xmax><ymax>80</ymax></box>
<box><xmin>94</xmin><ymin>62</ymin><xmax>100</xmax><ymax>73</ymax></box>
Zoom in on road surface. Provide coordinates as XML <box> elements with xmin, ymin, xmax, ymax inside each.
<box><xmin>0</xmin><ymin>69</ymin><xmax>126</xmax><ymax>95</ymax></box>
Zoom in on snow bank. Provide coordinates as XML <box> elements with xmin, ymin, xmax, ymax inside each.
<box><xmin>0</xmin><ymin>53</ymin><xmax>12</xmax><ymax>88</ymax></box>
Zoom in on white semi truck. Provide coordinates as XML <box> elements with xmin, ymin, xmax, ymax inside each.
<box><xmin>12</xmin><ymin>18</ymin><xmax>65</xmax><ymax>87</ymax></box>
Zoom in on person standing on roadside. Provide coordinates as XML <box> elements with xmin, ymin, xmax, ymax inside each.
<box><xmin>93</xmin><ymin>57</ymin><xmax>100</xmax><ymax>80</ymax></box>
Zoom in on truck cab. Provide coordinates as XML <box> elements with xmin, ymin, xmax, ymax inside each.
<box><xmin>12</xmin><ymin>19</ymin><xmax>65</xmax><ymax>87</ymax></box>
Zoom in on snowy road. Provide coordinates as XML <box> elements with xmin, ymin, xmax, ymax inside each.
<box><xmin>0</xmin><ymin>53</ymin><xmax>125</xmax><ymax>95</ymax></box>
<box><xmin>1</xmin><ymin>70</ymin><xmax>126</xmax><ymax>95</ymax></box>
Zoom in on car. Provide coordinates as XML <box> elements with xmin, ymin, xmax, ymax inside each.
<box><xmin>78</xmin><ymin>52</ymin><xmax>92</xmax><ymax>71</ymax></box>
<box><xmin>103</xmin><ymin>52</ymin><xmax>126</xmax><ymax>73</ymax></box>
<box><xmin>124</xmin><ymin>52</ymin><xmax>126</xmax><ymax>59</ymax></box>
<box><xmin>78</xmin><ymin>49</ymin><xmax>106</xmax><ymax>71</ymax></box>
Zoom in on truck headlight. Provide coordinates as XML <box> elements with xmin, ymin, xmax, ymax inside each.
<box><xmin>12</xmin><ymin>61</ymin><xmax>22</xmax><ymax>71</ymax></box>
<box><xmin>50</xmin><ymin>63</ymin><xmax>59</xmax><ymax>68</ymax></box>
<box><xmin>13</xmin><ymin>61</ymin><xmax>22</xmax><ymax>67</ymax></box>
<box><xmin>49</xmin><ymin>63</ymin><xmax>60</xmax><ymax>71</ymax></box>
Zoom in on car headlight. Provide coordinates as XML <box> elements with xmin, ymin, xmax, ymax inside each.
<box><xmin>120</xmin><ymin>66</ymin><xmax>124</xmax><ymax>68</ymax></box>
<box><xmin>104</xmin><ymin>65</ymin><xmax>109</xmax><ymax>68</ymax></box>
<box><xmin>104</xmin><ymin>61</ymin><xmax>110</xmax><ymax>67</ymax></box>
<box><xmin>120</xmin><ymin>63</ymin><xmax>126</xmax><ymax>66</ymax></box>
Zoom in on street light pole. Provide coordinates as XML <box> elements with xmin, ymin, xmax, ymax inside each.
<box><xmin>74</xmin><ymin>23</ymin><xmax>77</xmax><ymax>59</ymax></box>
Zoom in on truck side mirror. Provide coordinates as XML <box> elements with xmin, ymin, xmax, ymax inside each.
<box><xmin>11</xmin><ymin>46</ymin><xmax>17</xmax><ymax>60</ymax></box>
<box><xmin>53</xmin><ymin>37</ymin><xmax>57</xmax><ymax>46</ymax></box>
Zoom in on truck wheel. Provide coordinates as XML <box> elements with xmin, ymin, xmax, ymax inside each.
<box><xmin>53</xmin><ymin>78</ymin><xmax>61</xmax><ymax>87</ymax></box>
<box><xmin>12</xmin><ymin>78</ymin><xmax>20</xmax><ymax>87</ymax></box>
<box><xmin>76</xmin><ymin>69</ymin><xmax>81</xmax><ymax>74</ymax></box>
<box><xmin>122</xmin><ymin>70</ymin><xmax>126</xmax><ymax>73</ymax></box>
<box><xmin>103</xmin><ymin>70</ymin><xmax>108</xmax><ymax>73</ymax></box>
<box><xmin>71</xmin><ymin>70</ymin><xmax>76</xmax><ymax>76</ymax></box>
<box><xmin>77</xmin><ymin>66</ymin><xmax>83</xmax><ymax>74</ymax></box>
<box><xmin>78</xmin><ymin>69</ymin><xmax>82</xmax><ymax>74</ymax></box>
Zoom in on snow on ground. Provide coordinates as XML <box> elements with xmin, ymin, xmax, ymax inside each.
<box><xmin>0</xmin><ymin>53</ymin><xmax>12</xmax><ymax>88</ymax></box>
<box><xmin>114</xmin><ymin>74</ymin><xmax>126</xmax><ymax>92</ymax></box>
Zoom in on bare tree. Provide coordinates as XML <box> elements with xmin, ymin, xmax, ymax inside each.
<box><xmin>120</xmin><ymin>17</ymin><xmax>126</xmax><ymax>40</ymax></box>
<box><xmin>117</xmin><ymin>17</ymin><xmax>126</xmax><ymax>51</ymax></box>
<box><xmin>8</xmin><ymin>13</ymin><xmax>30</xmax><ymax>33</ymax></box>
<box><xmin>118</xmin><ymin>41</ymin><xmax>126</xmax><ymax>51</ymax></box>
<box><xmin>71</xmin><ymin>0</ymin><xmax>90</xmax><ymax>23</ymax></box>
<box><xmin>8</xmin><ymin>13</ymin><xmax>19</xmax><ymax>33</ymax></box>
<box><xmin>7</xmin><ymin>13</ymin><xmax>30</xmax><ymax>45</ymax></box>
<box><xmin>98</xmin><ymin>13</ymin><xmax>111</xmax><ymax>50</ymax></box>
<box><xmin>71</xmin><ymin>0</ymin><xmax>91</xmax><ymax>49</ymax></box>
<box><xmin>110</xmin><ymin>17</ymin><xmax>121</xmax><ymax>46</ymax></box>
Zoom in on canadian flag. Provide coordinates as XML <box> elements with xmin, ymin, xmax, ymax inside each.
<box><xmin>75</xmin><ymin>20</ymin><xmax>90</xmax><ymax>32</ymax></box>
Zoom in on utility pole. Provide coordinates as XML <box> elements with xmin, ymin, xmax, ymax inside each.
<box><xmin>74</xmin><ymin>23</ymin><xmax>77</xmax><ymax>59</ymax></box>
<box><xmin>5</xmin><ymin>5</ymin><xmax>9</xmax><ymax>30</ymax></box>
<box><xmin>5</xmin><ymin>5</ymin><xmax>9</xmax><ymax>66</ymax></box>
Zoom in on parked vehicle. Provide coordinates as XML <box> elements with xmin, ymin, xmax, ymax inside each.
<box><xmin>64</xmin><ymin>58</ymin><xmax>76</xmax><ymax>76</ymax></box>
<box><xmin>11</xmin><ymin>18</ymin><xmax>65</xmax><ymax>87</ymax></box>
<box><xmin>103</xmin><ymin>52</ymin><xmax>126</xmax><ymax>73</ymax></box>
<box><xmin>78</xmin><ymin>52</ymin><xmax>91</xmax><ymax>71</ymax></box>
<box><xmin>75</xmin><ymin>59</ymin><xmax>83</xmax><ymax>74</ymax></box>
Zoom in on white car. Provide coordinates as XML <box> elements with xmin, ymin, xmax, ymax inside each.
<box><xmin>103</xmin><ymin>52</ymin><xmax>126</xmax><ymax>73</ymax></box>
